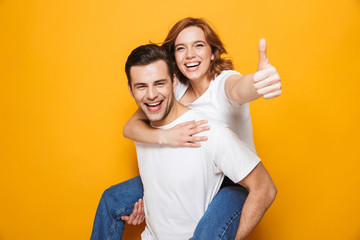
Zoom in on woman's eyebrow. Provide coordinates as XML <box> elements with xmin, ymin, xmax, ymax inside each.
<box><xmin>175</xmin><ymin>40</ymin><xmax>206</xmax><ymax>48</ymax></box>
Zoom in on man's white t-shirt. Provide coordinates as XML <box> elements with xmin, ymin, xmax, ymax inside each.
<box><xmin>174</xmin><ymin>70</ymin><xmax>256</xmax><ymax>152</ymax></box>
<box><xmin>137</xmin><ymin>109</ymin><xmax>260</xmax><ymax>240</ymax></box>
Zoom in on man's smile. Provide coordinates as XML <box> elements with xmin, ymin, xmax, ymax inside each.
<box><xmin>145</xmin><ymin>100</ymin><xmax>163</xmax><ymax>112</ymax></box>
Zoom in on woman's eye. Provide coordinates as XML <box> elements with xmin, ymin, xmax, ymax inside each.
<box><xmin>195</xmin><ymin>44</ymin><xmax>204</xmax><ymax>47</ymax></box>
<box><xmin>176</xmin><ymin>47</ymin><xmax>185</xmax><ymax>51</ymax></box>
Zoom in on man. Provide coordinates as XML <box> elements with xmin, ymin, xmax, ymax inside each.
<box><xmin>120</xmin><ymin>44</ymin><xmax>277</xmax><ymax>240</ymax></box>
<box><xmin>91</xmin><ymin>43</ymin><xmax>277</xmax><ymax>239</ymax></box>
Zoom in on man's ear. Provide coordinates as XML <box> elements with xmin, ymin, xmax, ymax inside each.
<box><xmin>128</xmin><ymin>83</ymin><xmax>134</xmax><ymax>98</ymax></box>
<box><xmin>172</xmin><ymin>74</ymin><xmax>177</xmax><ymax>93</ymax></box>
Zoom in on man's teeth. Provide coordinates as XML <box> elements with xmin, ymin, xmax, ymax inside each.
<box><xmin>186</xmin><ymin>62</ymin><xmax>200</xmax><ymax>68</ymax></box>
<box><xmin>147</xmin><ymin>102</ymin><xmax>161</xmax><ymax>107</ymax></box>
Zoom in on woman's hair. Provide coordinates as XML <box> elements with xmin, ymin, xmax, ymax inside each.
<box><xmin>161</xmin><ymin>17</ymin><xmax>234</xmax><ymax>83</ymax></box>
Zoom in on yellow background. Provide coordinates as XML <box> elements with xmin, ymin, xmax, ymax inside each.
<box><xmin>1</xmin><ymin>0</ymin><xmax>359</xmax><ymax>239</ymax></box>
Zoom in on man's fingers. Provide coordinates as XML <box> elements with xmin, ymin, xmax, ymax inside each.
<box><xmin>254</xmin><ymin>74</ymin><xmax>281</xmax><ymax>89</ymax></box>
<box><xmin>127</xmin><ymin>202</ymin><xmax>138</xmax><ymax>224</ymax></box>
<box><xmin>136</xmin><ymin>199</ymin><xmax>144</xmax><ymax>225</ymax></box>
<box><xmin>258</xmin><ymin>38</ymin><xmax>269</xmax><ymax>71</ymax></box>
<box><xmin>121</xmin><ymin>199</ymin><xmax>145</xmax><ymax>225</ymax></box>
<box><xmin>131</xmin><ymin>201</ymin><xmax>142</xmax><ymax>225</ymax></box>
<box><xmin>254</xmin><ymin>66</ymin><xmax>277</xmax><ymax>82</ymax></box>
<box><xmin>132</xmin><ymin>211</ymin><xmax>141</xmax><ymax>225</ymax></box>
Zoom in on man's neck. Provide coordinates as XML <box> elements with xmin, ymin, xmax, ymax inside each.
<box><xmin>150</xmin><ymin>101</ymin><xmax>190</xmax><ymax>127</ymax></box>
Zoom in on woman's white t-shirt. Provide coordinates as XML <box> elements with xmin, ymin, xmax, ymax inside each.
<box><xmin>174</xmin><ymin>70</ymin><xmax>256</xmax><ymax>152</ymax></box>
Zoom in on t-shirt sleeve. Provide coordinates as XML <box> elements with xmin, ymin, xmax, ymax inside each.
<box><xmin>215</xmin><ymin>70</ymin><xmax>242</xmax><ymax>107</ymax></box>
<box><xmin>174</xmin><ymin>77</ymin><xmax>189</xmax><ymax>101</ymax></box>
<box><xmin>211</xmin><ymin>124</ymin><xmax>261</xmax><ymax>183</ymax></box>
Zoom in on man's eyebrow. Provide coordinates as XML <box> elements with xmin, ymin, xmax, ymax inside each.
<box><xmin>133</xmin><ymin>82</ymin><xmax>147</xmax><ymax>87</ymax></box>
<box><xmin>133</xmin><ymin>79</ymin><xmax>168</xmax><ymax>86</ymax></box>
<box><xmin>154</xmin><ymin>79</ymin><xmax>168</xmax><ymax>83</ymax></box>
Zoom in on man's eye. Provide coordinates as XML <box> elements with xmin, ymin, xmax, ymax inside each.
<box><xmin>136</xmin><ymin>86</ymin><xmax>146</xmax><ymax>89</ymax></box>
<box><xmin>156</xmin><ymin>82</ymin><xmax>164</xmax><ymax>86</ymax></box>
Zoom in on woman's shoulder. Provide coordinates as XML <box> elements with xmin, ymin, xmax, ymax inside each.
<box><xmin>215</xmin><ymin>70</ymin><xmax>241</xmax><ymax>81</ymax></box>
<box><xmin>212</xmin><ymin>70</ymin><xmax>241</xmax><ymax>90</ymax></box>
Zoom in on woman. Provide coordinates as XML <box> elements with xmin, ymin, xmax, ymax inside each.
<box><xmin>91</xmin><ymin>17</ymin><xmax>281</xmax><ymax>240</ymax></box>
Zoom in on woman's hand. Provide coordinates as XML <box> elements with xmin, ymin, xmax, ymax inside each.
<box><xmin>254</xmin><ymin>38</ymin><xmax>282</xmax><ymax>99</ymax></box>
<box><xmin>160</xmin><ymin>120</ymin><xmax>210</xmax><ymax>147</ymax></box>
<box><xmin>121</xmin><ymin>199</ymin><xmax>145</xmax><ymax>225</ymax></box>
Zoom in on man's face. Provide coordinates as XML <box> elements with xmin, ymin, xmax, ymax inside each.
<box><xmin>128</xmin><ymin>60</ymin><xmax>176</xmax><ymax>126</ymax></box>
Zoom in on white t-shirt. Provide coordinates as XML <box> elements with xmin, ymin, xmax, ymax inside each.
<box><xmin>174</xmin><ymin>70</ymin><xmax>256</xmax><ymax>152</ymax></box>
<box><xmin>137</xmin><ymin>109</ymin><xmax>260</xmax><ymax>240</ymax></box>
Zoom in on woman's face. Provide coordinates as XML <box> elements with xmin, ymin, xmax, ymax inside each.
<box><xmin>174</xmin><ymin>26</ymin><xmax>214</xmax><ymax>83</ymax></box>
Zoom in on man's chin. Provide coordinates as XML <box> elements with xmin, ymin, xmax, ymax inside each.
<box><xmin>144</xmin><ymin>113</ymin><xmax>164</xmax><ymax>124</ymax></box>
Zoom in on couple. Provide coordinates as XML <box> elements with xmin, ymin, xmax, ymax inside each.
<box><xmin>91</xmin><ymin>17</ymin><xmax>281</xmax><ymax>240</ymax></box>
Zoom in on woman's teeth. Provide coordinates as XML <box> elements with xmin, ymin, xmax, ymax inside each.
<box><xmin>185</xmin><ymin>62</ymin><xmax>200</xmax><ymax>68</ymax></box>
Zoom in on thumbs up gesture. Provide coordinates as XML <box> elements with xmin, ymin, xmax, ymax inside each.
<box><xmin>253</xmin><ymin>39</ymin><xmax>282</xmax><ymax>99</ymax></box>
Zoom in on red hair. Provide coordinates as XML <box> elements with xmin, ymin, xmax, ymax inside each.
<box><xmin>162</xmin><ymin>17</ymin><xmax>234</xmax><ymax>83</ymax></box>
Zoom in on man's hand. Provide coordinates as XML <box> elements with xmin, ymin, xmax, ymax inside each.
<box><xmin>160</xmin><ymin>120</ymin><xmax>210</xmax><ymax>147</ymax></box>
<box><xmin>253</xmin><ymin>38</ymin><xmax>282</xmax><ymax>99</ymax></box>
<box><xmin>120</xmin><ymin>199</ymin><xmax>145</xmax><ymax>225</ymax></box>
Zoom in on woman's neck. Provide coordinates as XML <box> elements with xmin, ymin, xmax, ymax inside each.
<box><xmin>188</xmin><ymin>78</ymin><xmax>211</xmax><ymax>98</ymax></box>
<box><xmin>179</xmin><ymin>75</ymin><xmax>212</xmax><ymax>105</ymax></box>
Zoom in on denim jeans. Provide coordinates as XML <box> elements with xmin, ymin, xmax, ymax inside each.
<box><xmin>90</xmin><ymin>176</ymin><xmax>248</xmax><ymax>240</ymax></box>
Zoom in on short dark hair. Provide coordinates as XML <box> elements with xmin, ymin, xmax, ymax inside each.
<box><xmin>125</xmin><ymin>44</ymin><xmax>174</xmax><ymax>86</ymax></box>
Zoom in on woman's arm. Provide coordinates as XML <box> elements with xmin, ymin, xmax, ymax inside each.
<box><xmin>123</xmin><ymin>108</ymin><xmax>210</xmax><ymax>147</ymax></box>
<box><xmin>225</xmin><ymin>38</ymin><xmax>282</xmax><ymax>105</ymax></box>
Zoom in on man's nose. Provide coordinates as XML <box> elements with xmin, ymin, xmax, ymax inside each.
<box><xmin>146</xmin><ymin>87</ymin><xmax>158</xmax><ymax>100</ymax></box>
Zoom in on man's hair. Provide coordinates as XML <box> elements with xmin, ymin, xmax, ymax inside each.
<box><xmin>125</xmin><ymin>44</ymin><xmax>174</xmax><ymax>86</ymax></box>
<box><xmin>162</xmin><ymin>17</ymin><xmax>234</xmax><ymax>84</ymax></box>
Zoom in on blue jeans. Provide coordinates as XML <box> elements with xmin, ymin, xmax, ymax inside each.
<box><xmin>90</xmin><ymin>176</ymin><xmax>248</xmax><ymax>240</ymax></box>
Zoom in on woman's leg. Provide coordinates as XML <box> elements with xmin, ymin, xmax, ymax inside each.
<box><xmin>190</xmin><ymin>179</ymin><xmax>248</xmax><ymax>240</ymax></box>
<box><xmin>90</xmin><ymin>176</ymin><xmax>144</xmax><ymax>240</ymax></box>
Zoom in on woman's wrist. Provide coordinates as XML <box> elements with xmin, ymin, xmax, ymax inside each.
<box><xmin>157</xmin><ymin>129</ymin><xmax>167</xmax><ymax>145</ymax></box>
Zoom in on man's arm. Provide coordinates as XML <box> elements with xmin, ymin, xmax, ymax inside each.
<box><xmin>224</xmin><ymin>38</ymin><xmax>282</xmax><ymax>105</ymax></box>
<box><xmin>235</xmin><ymin>162</ymin><xmax>277</xmax><ymax>240</ymax></box>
